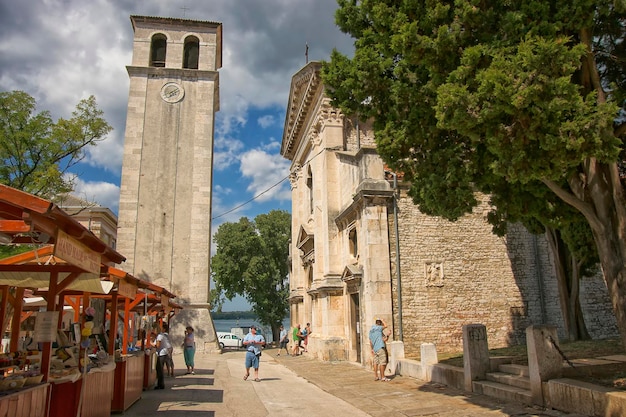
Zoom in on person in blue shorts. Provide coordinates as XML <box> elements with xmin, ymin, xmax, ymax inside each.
<box><xmin>243</xmin><ymin>325</ymin><xmax>265</xmax><ymax>382</ymax></box>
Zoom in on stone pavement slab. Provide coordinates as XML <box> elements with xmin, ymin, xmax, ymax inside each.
<box><xmin>118</xmin><ymin>349</ymin><xmax>589</xmax><ymax>417</ymax></box>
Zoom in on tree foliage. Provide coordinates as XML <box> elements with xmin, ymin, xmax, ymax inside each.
<box><xmin>323</xmin><ymin>1</ymin><xmax>626</xmax><ymax>346</ymax></box>
<box><xmin>0</xmin><ymin>90</ymin><xmax>112</xmax><ymax>198</ymax></box>
<box><xmin>211</xmin><ymin>210</ymin><xmax>291</xmax><ymax>341</ymax></box>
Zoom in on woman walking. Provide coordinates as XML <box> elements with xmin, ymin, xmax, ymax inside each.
<box><xmin>183</xmin><ymin>326</ymin><xmax>196</xmax><ymax>374</ymax></box>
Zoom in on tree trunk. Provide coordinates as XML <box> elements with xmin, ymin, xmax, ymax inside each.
<box><xmin>547</xmin><ymin>158</ymin><xmax>626</xmax><ymax>351</ymax></box>
<box><xmin>545</xmin><ymin>227</ymin><xmax>590</xmax><ymax>341</ymax></box>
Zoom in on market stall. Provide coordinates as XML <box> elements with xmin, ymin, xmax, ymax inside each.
<box><xmin>0</xmin><ymin>256</ymin><xmax>181</xmax><ymax>415</ymax></box>
<box><xmin>102</xmin><ymin>267</ymin><xmax>180</xmax><ymax>411</ymax></box>
<box><xmin>0</xmin><ymin>184</ymin><xmax>124</xmax><ymax>417</ymax></box>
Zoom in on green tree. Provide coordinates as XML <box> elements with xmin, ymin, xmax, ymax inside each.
<box><xmin>323</xmin><ymin>1</ymin><xmax>626</xmax><ymax>345</ymax></box>
<box><xmin>211</xmin><ymin>210</ymin><xmax>291</xmax><ymax>341</ymax></box>
<box><xmin>0</xmin><ymin>90</ymin><xmax>112</xmax><ymax>198</ymax></box>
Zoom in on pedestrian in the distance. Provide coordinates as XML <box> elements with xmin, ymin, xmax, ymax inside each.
<box><xmin>155</xmin><ymin>322</ymin><xmax>172</xmax><ymax>389</ymax></box>
<box><xmin>183</xmin><ymin>326</ymin><xmax>196</xmax><ymax>374</ymax></box>
<box><xmin>277</xmin><ymin>325</ymin><xmax>289</xmax><ymax>356</ymax></box>
<box><xmin>243</xmin><ymin>325</ymin><xmax>265</xmax><ymax>382</ymax></box>
<box><xmin>303</xmin><ymin>322</ymin><xmax>312</xmax><ymax>352</ymax></box>
<box><xmin>291</xmin><ymin>324</ymin><xmax>302</xmax><ymax>356</ymax></box>
<box><xmin>369</xmin><ymin>318</ymin><xmax>390</xmax><ymax>381</ymax></box>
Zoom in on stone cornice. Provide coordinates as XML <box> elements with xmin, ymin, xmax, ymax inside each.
<box><xmin>307</xmin><ymin>274</ymin><xmax>343</xmax><ymax>296</ymax></box>
<box><xmin>280</xmin><ymin>62</ymin><xmax>323</xmax><ymax>161</ymax></box>
<box><xmin>341</xmin><ymin>264</ymin><xmax>363</xmax><ymax>294</ymax></box>
<box><xmin>335</xmin><ymin>180</ymin><xmax>394</xmax><ymax>227</ymax></box>
<box><xmin>126</xmin><ymin>66</ymin><xmax>219</xmax><ymax>82</ymax></box>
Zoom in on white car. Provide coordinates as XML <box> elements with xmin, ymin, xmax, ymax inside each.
<box><xmin>216</xmin><ymin>332</ymin><xmax>243</xmax><ymax>349</ymax></box>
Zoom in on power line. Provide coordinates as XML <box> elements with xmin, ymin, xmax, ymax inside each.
<box><xmin>211</xmin><ymin>176</ymin><xmax>289</xmax><ymax>220</ymax></box>
<box><xmin>211</xmin><ymin>148</ymin><xmax>325</xmax><ymax>221</ymax></box>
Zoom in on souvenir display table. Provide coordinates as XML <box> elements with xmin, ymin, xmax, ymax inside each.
<box><xmin>143</xmin><ymin>347</ymin><xmax>157</xmax><ymax>390</ymax></box>
<box><xmin>0</xmin><ymin>382</ymin><xmax>49</xmax><ymax>417</ymax></box>
<box><xmin>111</xmin><ymin>352</ymin><xmax>144</xmax><ymax>412</ymax></box>
<box><xmin>48</xmin><ymin>361</ymin><xmax>115</xmax><ymax>417</ymax></box>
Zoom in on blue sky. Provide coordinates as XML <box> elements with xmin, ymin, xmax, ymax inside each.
<box><xmin>0</xmin><ymin>0</ymin><xmax>353</xmax><ymax>311</ymax></box>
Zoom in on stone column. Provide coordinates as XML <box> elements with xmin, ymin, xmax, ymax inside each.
<box><xmin>387</xmin><ymin>340</ymin><xmax>405</xmax><ymax>376</ymax></box>
<box><xmin>526</xmin><ymin>325</ymin><xmax>562</xmax><ymax>406</ymax></box>
<box><xmin>463</xmin><ymin>324</ymin><xmax>490</xmax><ymax>392</ymax></box>
<box><xmin>421</xmin><ymin>342</ymin><xmax>438</xmax><ymax>380</ymax></box>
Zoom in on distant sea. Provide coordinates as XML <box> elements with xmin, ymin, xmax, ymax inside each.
<box><xmin>213</xmin><ymin>317</ymin><xmax>290</xmax><ymax>343</ymax></box>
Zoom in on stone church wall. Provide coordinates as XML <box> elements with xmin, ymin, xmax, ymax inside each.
<box><xmin>390</xmin><ymin>190</ymin><xmax>619</xmax><ymax>357</ymax></box>
<box><xmin>580</xmin><ymin>274</ymin><xmax>619</xmax><ymax>339</ymax></box>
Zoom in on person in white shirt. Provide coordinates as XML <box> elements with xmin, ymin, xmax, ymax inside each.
<box><xmin>155</xmin><ymin>323</ymin><xmax>172</xmax><ymax>389</ymax></box>
<box><xmin>242</xmin><ymin>325</ymin><xmax>265</xmax><ymax>382</ymax></box>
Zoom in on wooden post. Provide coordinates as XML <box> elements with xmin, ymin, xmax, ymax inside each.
<box><xmin>9</xmin><ymin>287</ymin><xmax>25</xmax><ymax>352</ymax></box>
<box><xmin>108</xmin><ymin>294</ymin><xmax>118</xmax><ymax>355</ymax></box>
<box><xmin>0</xmin><ymin>286</ymin><xmax>8</xmax><ymax>336</ymax></box>
<box><xmin>41</xmin><ymin>271</ymin><xmax>58</xmax><ymax>382</ymax></box>
<box><xmin>122</xmin><ymin>298</ymin><xmax>130</xmax><ymax>353</ymax></box>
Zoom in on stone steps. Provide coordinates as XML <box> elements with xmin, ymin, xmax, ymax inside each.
<box><xmin>473</xmin><ymin>362</ymin><xmax>532</xmax><ymax>405</ymax></box>
<box><xmin>486</xmin><ymin>371</ymin><xmax>531</xmax><ymax>390</ymax></box>
<box><xmin>472</xmin><ymin>380</ymin><xmax>533</xmax><ymax>405</ymax></box>
<box><xmin>498</xmin><ymin>363</ymin><xmax>529</xmax><ymax>377</ymax></box>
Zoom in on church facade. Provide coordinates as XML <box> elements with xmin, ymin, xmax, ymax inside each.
<box><xmin>280</xmin><ymin>62</ymin><xmax>618</xmax><ymax>364</ymax></box>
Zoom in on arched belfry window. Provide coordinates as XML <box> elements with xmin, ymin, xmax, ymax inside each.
<box><xmin>150</xmin><ymin>34</ymin><xmax>167</xmax><ymax>67</ymax></box>
<box><xmin>183</xmin><ymin>36</ymin><xmax>199</xmax><ymax>69</ymax></box>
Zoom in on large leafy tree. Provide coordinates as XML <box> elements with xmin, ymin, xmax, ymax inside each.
<box><xmin>0</xmin><ymin>90</ymin><xmax>112</xmax><ymax>199</ymax></box>
<box><xmin>211</xmin><ymin>210</ymin><xmax>291</xmax><ymax>341</ymax></box>
<box><xmin>323</xmin><ymin>1</ymin><xmax>626</xmax><ymax>346</ymax></box>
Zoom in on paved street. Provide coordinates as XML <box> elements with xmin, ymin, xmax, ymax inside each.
<box><xmin>120</xmin><ymin>348</ymin><xmax>587</xmax><ymax>417</ymax></box>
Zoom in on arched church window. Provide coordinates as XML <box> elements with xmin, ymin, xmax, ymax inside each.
<box><xmin>150</xmin><ymin>34</ymin><xmax>167</xmax><ymax>67</ymax></box>
<box><xmin>306</xmin><ymin>167</ymin><xmax>313</xmax><ymax>215</ymax></box>
<box><xmin>307</xmin><ymin>265</ymin><xmax>313</xmax><ymax>288</ymax></box>
<box><xmin>349</xmin><ymin>228</ymin><xmax>358</xmax><ymax>258</ymax></box>
<box><xmin>183</xmin><ymin>36</ymin><xmax>199</xmax><ymax>69</ymax></box>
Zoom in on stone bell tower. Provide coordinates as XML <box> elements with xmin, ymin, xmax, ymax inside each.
<box><xmin>117</xmin><ymin>15</ymin><xmax>221</xmax><ymax>351</ymax></box>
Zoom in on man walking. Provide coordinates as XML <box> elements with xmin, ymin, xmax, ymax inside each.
<box><xmin>243</xmin><ymin>325</ymin><xmax>265</xmax><ymax>382</ymax></box>
<box><xmin>277</xmin><ymin>325</ymin><xmax>289</xmax><ymax>356</ymax></box>
<box><xmin>369</xmin><ymin>318</ymin><xmax>390</xmax><ymax>381</ymax></box>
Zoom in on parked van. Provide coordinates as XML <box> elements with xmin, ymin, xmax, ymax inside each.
<box><xmin>230</xmin><ymin>326</ymin><xmax>265</xmax><ymax>339</ymax></box>
<box><xmin>216</xmin><ymin>332</ymin><xmax>243</xmax><ymax>349</ymax></box>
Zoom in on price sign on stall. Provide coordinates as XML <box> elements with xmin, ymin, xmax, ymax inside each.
<box><xmin>33</xmin><ymin>311</ymin><xmax>60</xmax><ymax>343</ymax></box>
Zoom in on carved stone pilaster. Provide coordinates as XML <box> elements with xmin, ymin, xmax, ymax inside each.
<box><xmin>289</xmin><ymin>163</ymin><xmax>302</xmax><ymax>189</ymax></box>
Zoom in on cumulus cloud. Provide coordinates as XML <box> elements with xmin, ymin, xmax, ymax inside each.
<box><xmin>70</xmin><ymin>177</ymin><xmax>121</xmax><ymax>214</ymax></box>
<box><xmin>239</xmin><ymin>148</ymin><xmax>291</xmax><ymax>202</ymax></box>
<box><xmin>257</xmin><ymin>115</ymin><xmax>275</xmax><ymax>129</ymax></box>
<box><xmin>0</xmin><ymin>0</ymin><xmax>352</xmax><ymax>219</ymax></box>
<box><xmin>213</xmin><ymin>136</ymin><xmax>245</xmax><ymax>171</ymax></box>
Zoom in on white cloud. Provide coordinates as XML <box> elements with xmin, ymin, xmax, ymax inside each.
<box><xmin>239</xmin><ymin>149</ymin><xmax>291</xmax><ymax>202</ymax></box>
<box><xmin>213</xmin><ymin>136</ymin><xmax>245</xmax><ymax>171</ymax></box>
<box><xmin>85</xmin><ymin>131</ymin><xmax>125</xmax><ymax>174</ymax></box>
<box><xmin>257</xmin><ymin>115</ymin><xmax>275</xmax><ymax>129</ymax></box>
<box><xmin>70</xmin><ymin>177</ymin><xmax>120</xmax><ymax>214</ymax></box>
<box><xmin>0</xmin><ymin>0</ymin><xmax>352</xmax><ymax>222</ymax></box>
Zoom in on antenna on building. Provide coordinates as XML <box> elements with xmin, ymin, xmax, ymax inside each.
<box><xmin>181</xmin><ymin>6</ymin><xmax>189</xmax><ymax>18</ymax></box>
<box><xmin>305</xmin><ymin>42</ymin><xmax>309</xmax><ymax>64</ymax></box>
